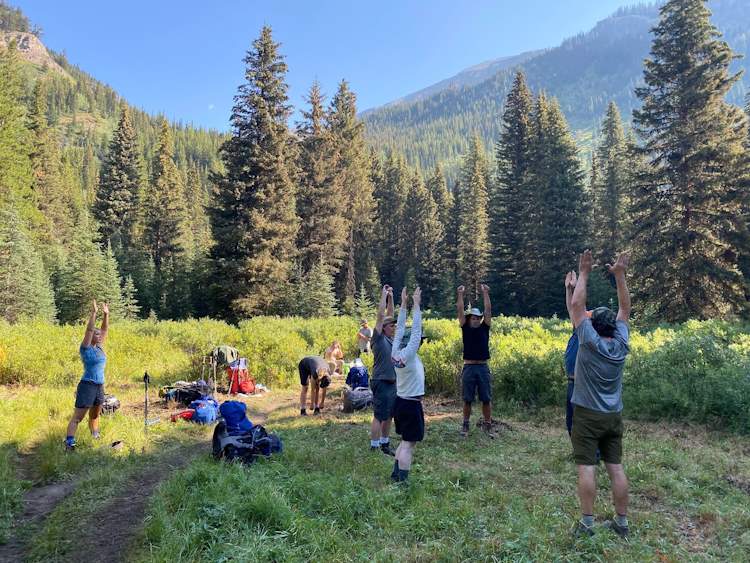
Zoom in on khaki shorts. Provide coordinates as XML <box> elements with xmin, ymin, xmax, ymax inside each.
<box><xmin>571</xmin><ymin>405</ymin><xmax>623</xmax><ymax>465</ymax></box>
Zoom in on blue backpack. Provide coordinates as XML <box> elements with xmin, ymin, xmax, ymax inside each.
<box><xmin>219</xmin><ymin>401</ymin><xmax>254</xmax><ymax>435</ymax></box>
<box><xmin>189</xmin><ymin>397</ymin><xmax>219</xmax><ymax>424</ymax></box>
<box><xmin>213</xmin><ymin>401</ymin><xmax>282</xmax><ymax>464</ymax></box>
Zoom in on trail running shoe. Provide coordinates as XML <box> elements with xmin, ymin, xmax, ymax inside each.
<box><xmin>482</xmin><ymin>421</ymin><xmax>495</xmax><ymax>439</ymax></box>
<box><xmin>572</xmin><ymin>521</ymin><xmax>595</xmax><ymax>538</ymax></box>
<box><xmin>380</xmin><ymin>443</ymin><xmax>395</xmax><ymax>456</ymax></box>
<box><xmin>460</xmin><ymin>420</ymin><xmax>470</xmax><ymax>437</ymax></box>
<box><xmin>603</xmin><ymin>519</ymin><xmax>629</xmax><ymax>539</ymax></box>
<box><xmin>300</xmin><ymin>409</ymin><xmax>307</xmax><ymax>416</ymax></box>
<box><xmin>313</xmin><ymin>407</ymin><xmax>321</xmax><ymax>415</ymax></box>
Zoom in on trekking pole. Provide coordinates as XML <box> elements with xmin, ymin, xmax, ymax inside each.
<box><xmin>144</xmin><ymin>371</ymin><xmax>150</xmax><ymax>435</ymax></box>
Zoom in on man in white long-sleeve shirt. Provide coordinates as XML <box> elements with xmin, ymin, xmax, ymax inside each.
<box><xmin>390</xmin><ymin>286</ymin><xmax>425</xmax><ymax>483</ymax></box>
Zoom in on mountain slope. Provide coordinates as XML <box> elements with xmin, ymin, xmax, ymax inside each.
<box><xmin>363</xmin><ymin>1</ymin><xmax>750</xmax><ymax>176</ymax></box>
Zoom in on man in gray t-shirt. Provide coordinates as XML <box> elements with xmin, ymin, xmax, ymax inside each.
<box><xmin>357</xmin><ymin>320</ymin><xmax>373</xmax><ymax>355</ymax></box>
<box><xmin>369</xmin><ymin>285</ymin><xmax>397</xmax><ymax>456</ymax></box>
<box><xmin>566</xmin><ymin>249</ymin><xmax>632</xmax><ymax>539</ymax></box>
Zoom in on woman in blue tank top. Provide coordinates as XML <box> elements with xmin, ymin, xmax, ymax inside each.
<box><xmin>65</xmin><ymin>300</ymin><xmax>109</xmax><ymax>450</ymax></box>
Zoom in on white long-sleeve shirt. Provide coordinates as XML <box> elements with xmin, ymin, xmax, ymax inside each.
<box><xmin>391</xmin><ymin>304</ymin><xmax>425</xmax><ymax>399</ymax></box>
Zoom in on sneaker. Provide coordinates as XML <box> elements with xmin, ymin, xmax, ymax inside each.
<box><xmin>300</xmin><ymin>409</ymin><xmax>307</xmax><ymax>416</ymax></box>
<box><xmin>460</xmin><ymin>421</ymin><xmax>470</xmax><ymax>437</ymax></box>
<box><xmin>92</xmin><ymin>431</ymin><xmax>101</xmax><ymax>440</ymax></box>
<box><xmin>482</xmin><ymin>421</ymin><xmax>495</xmax><ymax>439</ymax></box>
<box><xmin>603</xmin><ymin>519</ymin><xmax>629</xmax><ymax>539</ymax></box>
<box><xmin>380</xmin><ymin>443</ymin><xmax>395</xmax><ymax>456</ymax></box>
<box><xmin>572</xmin><ymin>521</ymin><xmax>595</xmax><ymax>538</ymax></box>
<box><xmin>64</xmin><ymin>438</ymin><xmax>76</xmax><ymax>452</ymax></box>
<box><xmin>313</xmin><ymin>407</ymin><xmax>321</xmax><ymax>415</ymax></box>
<box><xmin>370</xmin><ymin>445</ymin><xmax>379</xmax><ymax>452</ymax></box>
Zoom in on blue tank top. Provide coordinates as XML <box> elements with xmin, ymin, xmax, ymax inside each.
<box><xmin>80</xmin><ymin>344</ymin><xmax>106</xmax><ymax>385</ymax></box>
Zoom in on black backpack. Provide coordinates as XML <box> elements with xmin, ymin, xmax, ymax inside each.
<box><xmin>101</xmin><ymin>394</ymin><xmax>120</xmax><ymax>415</ymax></box>
<box><xmin>212</xmin><ymin>421</ymin><xmax>282</xmax><ymax>464</ymax></box>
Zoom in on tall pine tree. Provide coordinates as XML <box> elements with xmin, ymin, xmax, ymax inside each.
<box><xmin>209</xmin><ymin>26</ymin><xmax>298</xmax><ymax>318</ymax></box>
<box><xmin>632</xmin><ymin>0</ymin><xmax>750</xmax><ymax>320</ymax></box>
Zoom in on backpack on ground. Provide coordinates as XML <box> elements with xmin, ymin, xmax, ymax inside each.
<box><xmin>342</xmin><ymin>386</ymin><xmax>373</xmax><ymax>413</ymax></box>
<box><xmin>212</xmin><ymin>401</ymin><xmax>282</xmax><ymax>464</ymax></box>
<box><xmin>101</xmin><ymin>394</ymin><xmax>120</xmax><ymax>415</ymax></box>
<box><xmin>227</xmin><ymin>358</ymin><xmax>256</xmax><ymax>395</ymax></box>
<box><xmin>189</xmin><ymin>397</ymin><xmax>219</xmax><ymax>424</ymax></box>
<box><xmin>159</xmin><ymin>380</ymin><xmax>211</xmax><ymax>406</ymax></box>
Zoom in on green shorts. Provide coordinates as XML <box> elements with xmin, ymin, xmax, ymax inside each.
<box><xmin>571</xmin><ymin>405</ymin><xmax>623</xmax><ymax>465</ymax></box>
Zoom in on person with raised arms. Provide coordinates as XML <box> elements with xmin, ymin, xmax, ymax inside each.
<box><xmin>369</xmin><ymin>284</ymin><xmax>397</xmax><ymax>455</ymax></box>
<box><xmin>567</xmin><ymin>250</ymin><xmax>632</xmax><ymax>539</ymax></box>
<box><xmin>65</xmin><ymin>300</ymin><xmax>109</xmax><ymax>451</ymax></box>
<box><xmin>457</xmin><ymin>284</ymin><xmax>494</xmax><ymax>438</ymax></box>
<box><xmin>390</xmin><ymin>286</ymin><xmax>425</xmax><ymax>483</ymax></box>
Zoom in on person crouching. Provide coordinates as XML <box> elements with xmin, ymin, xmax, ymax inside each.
<box><xmin>298</xmin><ymin>356</ymin><xmax>332</xmax><ymax>416</ymax></box>
<box><xmin>390</xmin><ymin>286</ymin><xmax>425</xmax><ymax>483</ymax></box>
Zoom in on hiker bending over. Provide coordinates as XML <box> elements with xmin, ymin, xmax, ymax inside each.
<box><xmin>369</xmin><ymin>285</ymin><xmax>397</xmax><ymax>456</ymax></box>
<box><xmin>390</xmin><ymin>287</ymin><xmax>425</xmax><ymax>483</ymax></box>
<box><xmin>324</xmin><ymin>340</ymin><xmax>344</xmax><ymax>374</ymax></box>
<box><xmin>457</xmin><ymin>284</ymin><xmax>494</xmax><ymax>437</ymax></box>
<box><xmin>298</xmin><ymin>356</ymin><xmax>331</xmax><ymax>416</ymax></box>
<box><xmin>567</xmin><ymin>250</ymin><xmax>631</xmax><ymax>539</ymax></box>
<box><xmin>65</xmin><ymin>300</ymin><xmax>109</xmax><ymax>451</ymax></box>
<box><xmin>563</xmin><ymin>271</ymin><xmax>592</xmax><ymax>436</ymax></box>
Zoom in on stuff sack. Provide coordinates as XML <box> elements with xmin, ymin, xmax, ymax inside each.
<box><xmin>342</xmin><ymin>387</ymin><xmax>373</xmax><ymax>413</ymax></box>
<box><xmin>189</xmin><ymin>398</ymin><xmax>219</xmax><ymax>424</ymax></box>
<box><xmin>219</xmin><ymin>400</ymin><xmax>253</xmax><ymax>435</ymax></box>
<box><xmin>101</xmin><ymin>394</ymin><xmax>120</xmax><ymax>415</ymax></box>
<box><xmin>212</xmin><ymin>422</ymin><xmax>283</xmax><ymax>464</ymax></box>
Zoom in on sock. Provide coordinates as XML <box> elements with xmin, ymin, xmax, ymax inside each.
<box><xmin>397</xmin><ymin>469</ymin><xmax>410</xmax><ymax>482</ymax></box>
<box><xmin>370</xmin><ymin>440</ymin><xmax>380</xmax><ymax>448</ymax></box>
<box><xmin>581</xmin><ymin>514</ymin><xmax>594</xmax><ymax>528</ymax></box>
<box><xmin>615</xmin><ymin>514</ymin><xmax>628</xmax><ymax>528</ymax></box>
<box><xmin>380</xmin><ymin>437</ymin><xmax>390</xmax><ymax>445</ymax></box>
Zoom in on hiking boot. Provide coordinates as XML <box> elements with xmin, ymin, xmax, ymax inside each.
<box><xmin>380</xmin><ymin>443</ymin><xmax>395</xmax><ymax>456</ymax></box>
<box><xmin>482</xmin><ymin>421</ymin><xmax>495</xmax><ymax>439</ymax></box>
<box><xmin>313</xmin><ymin>407</ymin><xmax>321</xmax><ymax>415</ymax></box>
<box><xmin>460</xmin><ymin>420</ymin><xmax>470</xmax><ymax>437</ymax></box>
<box><xmin>603</xmin><ymin>519</ymin><xmax>629</xmax><ymax>539</ymax></box>
<box><xmin>572</xmin><ymin>521</ymin><xmax>595</xmax><ymax>538</ymax></box>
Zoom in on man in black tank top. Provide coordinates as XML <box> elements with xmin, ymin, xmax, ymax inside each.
<box><xmin>457</xmin><ymin>284</ymin><xmax>494</xmax><ymax>438</ymax></box>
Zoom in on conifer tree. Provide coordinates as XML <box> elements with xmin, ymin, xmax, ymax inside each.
<box><xmin>296</xmin><ymin>81</ymin><xmax>347</xmax><ymax>272</ymax></box>
<box><xmin>373</xmin><ymin>153</ymin><xmax>410</xmax><ymax>286</ymax></box>
<box><xmin>354</xmin><ymin>282</ymin><xmax>375</xmax><ymax>319</ymax></box>
<box><xmin>491</xmin><ymin>71</ymin><xmax>534</xmax><ymax>313</ymax></box>
<box><xmin>0</xmin><ymin>207</ymin><xmax>56</xmax><ymax>323</ymax></box>
<box><xmin>121</xmin><ymin>275</ymin><xmax>141</xmax><ymax>319</ymax></box>
<box><xmin>94</xmin><ymin>104</ymin><xmax>142</xmax><ymax>251</ymax></box>
<box><xmin>526</xmin><ymin>96</ymin><xmax>588</xmax><ymax>316</ymax></box>
<box><xmin>456</xmin><ymin>135</ymin><xmax>491</xmax><ymax>301</ymax></box>
<box><xmin>632</xmin><ymin>0</ymin><xmax>750</xmax><ymax>320</ymax></box>
<box><xmin>209</xmin><ymin>26</ymin><xmax>298</xmax><ymax>318</ymax></box>
<box><xmin>426</xmin><ymin>164</ymin><xmax>455</xmax><ymax>309</ymax></box>
<box><xmin>302</xmin><ymin>259</ymin><xmax>338</xmax><ymax>317</ymax></box>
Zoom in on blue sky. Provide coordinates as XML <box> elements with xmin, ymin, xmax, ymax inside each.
<box><xmin>14</xmin><ymin>0</ymin><xmax>637</xmax><ymax>131</ymax></box>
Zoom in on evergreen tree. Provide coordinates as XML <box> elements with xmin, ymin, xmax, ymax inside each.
<box><xmin>209</xmin><ymin>26</ymin><xmax>298</xmax><ymax>318</ymax></box>
<box><xmin>491</xmin><ymin>71</ymin><xmax>534</xmax><ymax>313</ymax></box>
<box><xmin>354</xmin><ymin>282</ymin><xmax>375</xmax><ymax>319</ymax></box>
<box><xmin>94</xmin><ymin>104</ymin><xmax>142</xmax><ymax>251</ymax></box>
<box><xmin>525</xmin><ymin>97</ymin><xmax>588</xmax><ymax>316</ymax></box>
<box><xmin>426</xmin><ymin>164</ymin><xmax>455</xmax><ymax>310</ymax></box>
<box><xmin>373</xmin><ymin>153</ymin><xmax>410</xmax><ymax>286</ymax></box>
<box><xmin>143</xmin><ymin>118</ymin><xmax>187</xmax><ymax>314</ymax></box>
<box><xmin>302</xmin><ymin>259</ymin><xmax>338</xmax><ymax>317</ymax></box>
<box><xmin>121</xmin><ymin>275</ymin><xmax>141</xmax><ymax>319</ymax></box>
<box><xmin>0</xmin><ymin>207</ymin><xmax>56</xmax><ymax>323</ymax></box>
<box><xmin>456</xmin><ymin>135</ymin><xmax>491</xmax><ymax>301</ymax></box>
<box><xmin>296</xmin><ymin>81</ymin><xmax>347</xmax><ymax>272</ymax></box>
<box><xmin>591</xmin><ymin>102</ymin><xmax>630</xmax><ymax>265</ymax></box>
<box><xmin>632</xmin><ymin>0</ymin><xmax>750</xmax><ymax>320</ymax></box>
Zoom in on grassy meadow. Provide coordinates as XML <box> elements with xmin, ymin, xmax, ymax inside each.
<box><xmin>1</xmin><ymin>316</ymin><xmax>749</xmax><ymax>561</ymax></box>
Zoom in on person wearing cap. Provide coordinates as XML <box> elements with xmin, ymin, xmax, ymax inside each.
<box><xmin>563</xmin><ymin>271</ymin><xmax>592</xmax><ymax>436</ymax></box>
<box><xmin>457</xmin><ymin>283</ymin><xmax>494</xmax><ymax>437</ymax></box>
<box><xmin>298</xmin><ymin>356</ymin><xmax>332</xmax><ymax>416</ymax></box>
<box><xmin>369</xmin><ymin>285</ymin><xmax>397</xmax><ymax>455</ymax></box>
<box><xmin>357</xmin><ymin>319</ymin><xmax>373</xmax><ymax>356</ymax></box>
<box><xmin>389</xmin><ymin>286</ymin><xmax>425</xmax><ymax>483</ymax></box>
<box><xmin>567</xmin><ymin>250</ymin><xmax>631</xmax><ymax>539</ymax></box>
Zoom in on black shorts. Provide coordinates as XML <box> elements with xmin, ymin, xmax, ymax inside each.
<box><xmin>462</xmin><ymin>364</ymin><xmax>492</xmax><ymax>403</ymax></box>
<box><xmin>371</xmin><ymin>379</ymin><xmax>396</xmax><ymax>422</ymax></box>
<box><xmin>75</xmin><ymin>380</ymin><xmax>105</xmax><ymax>409</ymax></box>
<box><xmin>394</xmin><ymin>397</ymin><xmax>425</xmax><ymax>442</ymax></box>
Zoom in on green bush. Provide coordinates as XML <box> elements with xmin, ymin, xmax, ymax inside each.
<box><xmin>1</xmin><ymin>317</ymin><xmax>749</xmax><ymax>432</ymax></box>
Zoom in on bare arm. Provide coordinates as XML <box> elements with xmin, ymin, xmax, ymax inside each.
<box><xmin>375</xmin><ymin>285</ymin><xmax>391</xmax><ymax>333</ymax></box>
<box><xmin>81</xmin><ymin>300</ymin><xmax>98</xmax><ymax>347</ymax></box>
<box><xmin>386</xmin><ymin>290</ymin><xmax>394</xmax><ymax>319</ymax></box>
<box><xmin>564</xmin><ymin>271</ymin><xmax>578</xmax><ymax>327</ymax></box>
<box><xmin>570</xmin><ymin>251</ymin><xmax>592</xmax><ymax>328</ymax></box>
<box><xmin>456</xmin><ymin>286</ymin><xmax>466</xmax><ymax>327</ymax></box>
<box><xmin>607</xmin><ymin>253</ymin><xmax>631</xmax><ymax>323</ymax></box>
<box><xmin>480</xmin><ymin>284</ymin><xmax>491</xmax><ymax>327</ymax></box>
<box><xmin>99</xmin><ymin>302</ymin><xmax>109</xmax><ymax>346</ymax></box>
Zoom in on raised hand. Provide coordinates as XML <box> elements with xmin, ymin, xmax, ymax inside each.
<box><xmin>579</xmin><ymin>250</ymin><xmax>593</xmax><ymax>275</ymax></box>
<box><xmin>606</xmin><ymin>252</ymin><xmax>630</xmax><ymax>276</ymax></box>
<box><xmin>565</xmin><ymin>271</ymin><xmax>578</xmax><ymax>289</ymax></box>
<box><xmin>400</xmin><ymin>287</ymin><xmax>408</xmax><ymax>305</ymax></box>
<box><xmin>101</xmin><ymin>302</ymin><xmax>110</xmax><ymax>315</ymax></box>
<box><xmin>457</xmin><ymin>285</ymin><xmax>465</xmax><ymax>295</ymax></box>
<box><xmin>480</xmin><ymin>284</ymin><xmax>489</xmax><ymax>295</ymax></box>
<box><xmin>412</xmin><ymin>286</ymin><xmax>422</xmax><ymax>307</ymax></box>
<box><xmin>91</xmin><ymin>300</ymin><xmax>98</xmax><ymax>314</ymax></box>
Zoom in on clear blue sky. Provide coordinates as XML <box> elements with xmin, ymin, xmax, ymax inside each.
<box><xmin>13</xmin><ymin>0</ymin><xmax>637</xmax><ymax>131</ymax></box>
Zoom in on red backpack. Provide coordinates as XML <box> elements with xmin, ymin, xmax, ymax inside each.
<box><xmin>227</xmin><ymin>358</ymin><xmax>255</xmax><ymax>394</ymax></box>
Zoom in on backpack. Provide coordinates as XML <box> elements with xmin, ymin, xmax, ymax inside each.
<box><xmin>219</xmin><ymin>401</ymin><xmax>253</xmax><ymax>435</ymax></box>
<box><xmin>101</xmin><ymin>394</ymin><xmax>120</xmax><ymax>415</ymax></box>
<box><xmin>212</xmin><ymin>345</ymin><xmax>240</xmax><ymax>368</ymax></box>
<box><xmin>212</xmin><ymin>421</ymin><xmax>283</xmax><ymax>464</ymax></box>
<box><xmin>160</xmin><ymin>380</ymin><xmax>211</xmax><ymax>406</ymax></box>
<box><xmin>189</xmin><ymin>398</ymin><xmax>219</xmax><ymax>424</ymax></box>
<box><xmin>342</xmin><ymin>387</ymin><xmax>373</xmax><ymax>413</ymax></box>
<box><xmin>227</xmin><ymin>359</ymin><xmax>256</xmax><ymax>395</ymax></box>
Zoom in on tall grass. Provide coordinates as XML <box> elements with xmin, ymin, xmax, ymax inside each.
<box><xmin>1</xmin><ymin>317</ymin><xmax>749</xmax><ymax>432</ymax></box>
